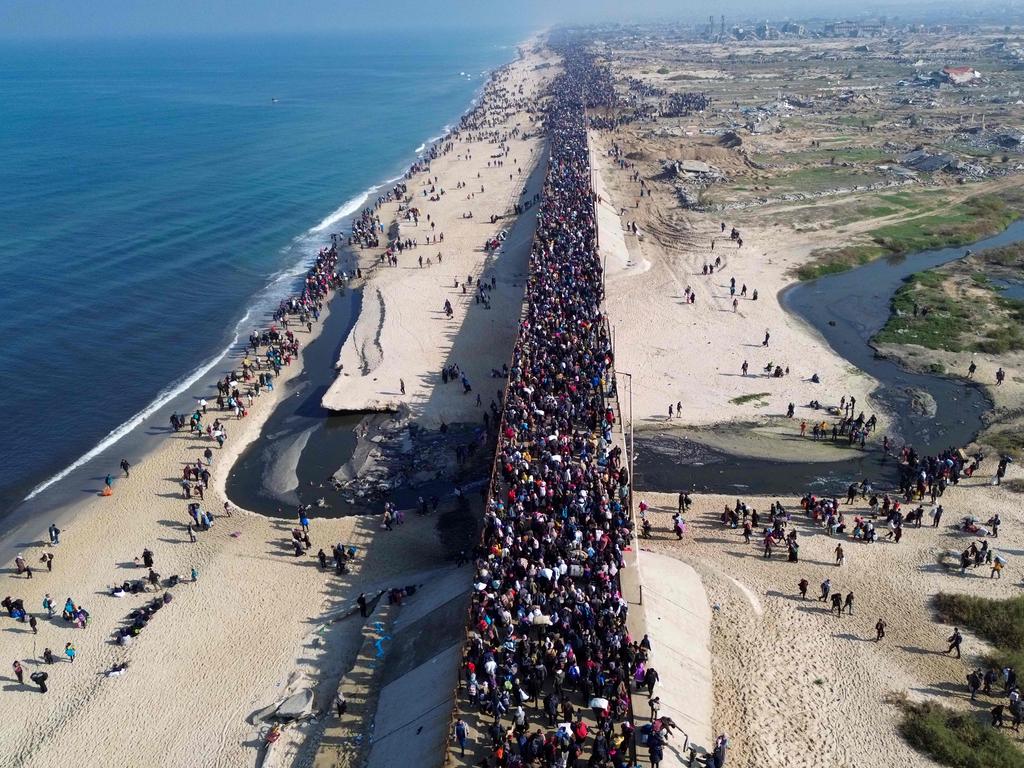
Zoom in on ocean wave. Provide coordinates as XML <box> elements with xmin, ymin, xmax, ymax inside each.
<box><xmin>310</xmin><ymin>187</ymin><xmax>377</xmax><ymax>234</ymax></box>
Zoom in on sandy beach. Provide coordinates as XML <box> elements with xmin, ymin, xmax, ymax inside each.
<box><xmin>592</xmin><ymin>147</ymin><xmax>884</xmax><ymax>442</ymax></box>
<box><xmin>323</xmin><ymin>46</ymin><xmax>556</xmax><ymax>428</ymax></box>
<box><xmin>635</xmin><ymin>463</ymin><xmax>1024</xmax><ymax>767</ymax></box>
<box><xmin>0</xmin><ymin>40</ymin><xmax>556</xmax><ymax>768</ymax></box>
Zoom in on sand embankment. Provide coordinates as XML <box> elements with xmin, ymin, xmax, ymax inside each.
<box><xmin>322</xmin><ymin>49</ymin><xmax>556</xmax><ymax>427</ymax></box>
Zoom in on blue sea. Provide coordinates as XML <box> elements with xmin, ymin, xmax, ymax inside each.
<box><xmin>0</xmin><ymin>30</ymin><xmax>525</xmax><ymax>515</ymax></box>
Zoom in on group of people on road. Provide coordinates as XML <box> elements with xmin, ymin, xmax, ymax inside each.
<box><xmin>449</xmin><ymin>48</ymin><xmax>731</xmax><ymax>768</ymax></box>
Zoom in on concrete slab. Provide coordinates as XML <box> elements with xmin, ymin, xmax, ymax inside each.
<box><xmin>637</xmin><ymin>550</ymin><xmax>713</xmax><ymax>764</ymax></box>
<box><xmin>366</xmin><ymin>643</ymin><xmax>462</xmax><ymax>768</ymax></box>
<box><xmin>380</xmin><ymin>591</ymin><xmax>468</xmax><ymax>687</ymax></box>
<box><xmin>312</xmin><ymin>566</ymin><xmax>470</xmax><ymax>768</ymax></box>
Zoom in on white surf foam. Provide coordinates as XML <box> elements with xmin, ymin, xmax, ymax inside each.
<box><xmin>311</xmin><ymin>188</ymin><xmax>375</xmax><ymax>234</ymax></box>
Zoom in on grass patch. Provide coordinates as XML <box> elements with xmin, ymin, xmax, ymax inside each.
<box><xmin>986</xmin><ymin>430</ymin><xmax>1024</xmax><ymax>460</ymax></box>
<box><xmin>977</xmin><ymin>242</ymin><xmax>1024</xmax><ymax>268</ymax></box>
<box><xmin>898</xmin><ymin>699</ymin><xmax>1024</xmax><ymax>768</ymax></box>
<box><xmin>933</xmin><ymin>592</ymin><xmax>1024</xmax><ymax>671</ymax></box>
<box><xmin>730</xmin><ymin>392</ymin><xmax>770</xmax><ymax>405</ymax></box>
<box><xmin>797</xmin><ymin>244</ymin><xmax>885</xmax><ymax>280</ymax></box>
<box><xmin>770</xmin><ymin>166</ymin><xmax>886</xmax><ymax>195</ymax></box>
<box><xmin>858</xmin><ymin>204</ymin><xmax>900</xmax><ymax>218</ymax></box>
<box><xmin>978</xmin><ymin>316</ymin><xmax>1024</xmax><ymax>354</ymax></box>
<box><xmin>874</xmin><ymin>265</ymin><xmax>1024</xmax><ymax>354</ymax></box>
<box><xmin>874</xmin><ymin>271</ymin><xmax>973</xmax><ymax>351</ymax></box>
<box><xmin>869</xmin><ymin>194</ymin><xmax>1019</xmax><ymax>255</ymax></box>
<box><xmin>934</xmin><ymin>593</ymin><xmax>1024</xmax><ymax>650</ymax></box>
<box><xmin>898</xmin><ymin>591</ymin><xmax>1024</xmax><ymax>763</ymax></box>
<box><xmin>799</xmin><ymin>190</ymin><xmax>1024</xmax><ymax>281</ymax></box>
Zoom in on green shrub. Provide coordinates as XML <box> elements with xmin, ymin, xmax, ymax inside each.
<box><xmin>934</xmin><ymin>593</ymin><xmax>1024</xmax><ymax>650</ymax></box>
<box><xmin>899</xmin><ymin>700</ymin><xmax>1024</xmax><ymax>768</ymax></box>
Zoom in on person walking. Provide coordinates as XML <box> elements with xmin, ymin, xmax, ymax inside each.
<box><xmin>992</xmin><ymin>559</ymin><xmax>1004</xmax><ymax>579</ymax></box>
<box><xmin>649</xmin><ymin>695</ymin><xmax>661</xmax><ymax>721</ymax></box>
<box><xmin>984</xmin><ymin>667</ymin><xmax>998</xmax><ymax>696</ymax></box>
<box><xmin>875</xmin><ymin>618</ymin><xmax>887</xmax><ymax>642</ymax></box>
<box><xmin>648</xmin><ymin>730</ymin><xmax>664</xmax><ymax>768</ymax></box>
<box><xmin>819</xmin><ymin>578</ymin><xmax>831</xmax><ymax>602</ymax></box>
<box><xmin>336</xmin><ymin>690</ymin><xmax>348</xmax><ymax>718</ymax></box>
<box><xmin>357</xmin><ymin>593</ymin><xmax>368</xmax><ymax>618</ymax></box>
<box><xmin>835</xmin><ymin>543</ymin><xmax>845</xmax><ymax>566</ymax></box>
<box><xmin>120</xmin><ymin>458</ymin><xmax>131</xmax><ymax>478</ymax></box>
<box><xmin>843</xmin><ymin>592</ymin><xmax>854</xmax><ymax>615</ymax></box>
<box><xmin>968</xmin><ymin>669</ymin><xmax>982</xmax><ymax>701</ymax></box>
<box><xmin>830</xmin><ymin>593</ymin><xmax>843</xmax><ymax>616</ymax></box>
<box><xmin>12</xmin><ymin>660</ymin><xmax>24</xmax><ymax>685</ymax></box>
<box><xmin>643</xmin><ymin>666</ymin><xmax>660</xmax><ymax>697</ymax></box>
<box><xmin>946</xmin><ymin>628</ymin><xmax>963</xmax><ymax>659</ymax></box>
<box><xmin>455</xmin><ymin>717</ymin><xmax>469</xmax><ymax>756</ymax></box>
<box><xmin>64</xmin><ymin>643</ymin><xmax>76</xmax><ymax>663</ymax></box>
<box><xmin>993</xmin><ymin>704</ymin><xmax>1006</xmax><ymax>728</ymax></box>
<box><xmin>798</xmin><ymin>578</ymin><xmax>809</xmax><ymax>599</ymax></box>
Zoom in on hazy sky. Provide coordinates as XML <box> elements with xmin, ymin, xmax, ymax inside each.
<box><xmin>0</xmin><ymin>0</ymin><xmax>946</xmax><ymax>39</ymax></box>
<box><xmin>0</xmin><ymin>0</ymin><xmax>960</xmax><ymax>39</ymax></box>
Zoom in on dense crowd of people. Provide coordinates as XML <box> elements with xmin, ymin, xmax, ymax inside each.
<box><xmin>660</xmin><ymin>92</ymin><xmax>711</xmax><ymax>118</ymax></box>
<box><xmin>450</xmin><ymin>48</ymin><xmax>702</xmax><ymax>768</ymax></box>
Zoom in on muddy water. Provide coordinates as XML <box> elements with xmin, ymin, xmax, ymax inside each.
<box><xmin>225</xmin><ymin>287</ymin><xmax>368</xmax><ymax>517</ymax></box>
<box><xmin>635</xmin><ymin>219</ymin><xmax>1024</xmax><ymax>495</ymax></box>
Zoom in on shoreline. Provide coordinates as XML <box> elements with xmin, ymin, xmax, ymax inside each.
<box><xmin>2</xmin><ymin>42</ymin><xmax>526</xmax><ymax>530</ymax></box>
<box><xmin>0</xmin><ymin>36</ymin><xmax>558</xmax><ymax>768</ymax></box>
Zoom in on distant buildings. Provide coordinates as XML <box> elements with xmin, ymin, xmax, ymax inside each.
<box><xmin>822</xmin><ymin>20</ymin><xmax>885</xmax><ymax>37</ymax></box>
